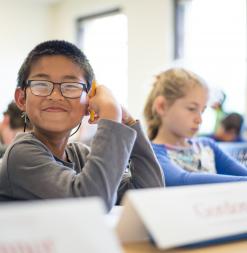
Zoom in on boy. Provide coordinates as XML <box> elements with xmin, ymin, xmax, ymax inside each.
<box><xmin>0</xmin><ymin>40</ymin><xmax>163</xmax><ymax>209</ymax></box>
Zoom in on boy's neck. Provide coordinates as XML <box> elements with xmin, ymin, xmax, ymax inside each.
<box><xmin>152</xmin><ymin>127</ymin><xmax>189</xmax><ymax>148</ymax></box>
<box><xmin>33</xmin><ymin>130</ymin><xmax>69</xmax><ymax>161</ymax></box>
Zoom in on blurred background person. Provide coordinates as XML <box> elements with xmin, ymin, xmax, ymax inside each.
<box><xmin>207</xmin><ymin>112</ymin><xmax>244</xmax><ymax>143</ymax></box>
<box><xmin>210</xmin><ymin>90</ymin><xmax>226</xmax><ymax>133</ymax></box>
<box><xmin>0</xmin><ymin>101</ymin><xmax>31</xmax><ymax>158</ymax></box>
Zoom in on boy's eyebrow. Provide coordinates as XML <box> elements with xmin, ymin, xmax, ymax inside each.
<box><xmin>29</xmin><ymin>73</ymin><xmax>80</xmax><ymax>81</ymax></box>
<box><xmin>62</xmin><ymin>75</ymin><xmax>79</xmax><ymax>80</ymax></box>
<box><xmin>29</xmin><ymin>73</ymin><xmax>49</xmax><ymax>79</ymax></box>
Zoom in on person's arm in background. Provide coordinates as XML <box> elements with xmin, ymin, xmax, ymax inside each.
<box><xmin>202</xmin><ymin>138</ymin><xmax>247</xmax><ymax>176</ymax></box>
<box><xmin>152</xmin><ymin>143</ymin><xmax>247</xmax><ymax>187</ymax></box>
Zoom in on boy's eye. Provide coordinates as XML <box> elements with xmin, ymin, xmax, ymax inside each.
<box><xmin>35</xmin><ymin>82</ymin><xmax>49</xmax><ymax>87</ymax></box>
<box><xmin>63</xmin><ymin>84</ymin><xmax>81</xmax><ymax>90</ymax></box>
<box><xmin>32</xmin><ymin>84</ymin><xmax>50</xmax><ymax>91</ymax></box>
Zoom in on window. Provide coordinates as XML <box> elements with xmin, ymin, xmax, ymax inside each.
<box><xmin>77</xmin><ymin>9</ymin><xmax>128</xmax><ymax>106</ymax></box>
<box><xmin>175</xmin><ymin>0</ymin><xmax>246</xmax><ymax>133</ymax></box>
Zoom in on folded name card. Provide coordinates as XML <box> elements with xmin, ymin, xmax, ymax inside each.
<box><xmin>0</xmin><ymin>198</ymin><xmax>123</xmax><ymax>253</ymax></box>
<box><xmin>116</xmin><ymin>182</ymin><xmax>247</xmax><ymax>249</ymax></box>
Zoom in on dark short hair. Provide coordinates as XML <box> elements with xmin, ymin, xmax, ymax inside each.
<box><xmin>221</xmin><ymin>112</ymin><xmax>244</xmax><ymax>135</ymax></box>
<box><xmin>17</xmin><ymin>40</ymin><xmax>94</xmax><ymax>90</ymax></box>
<box><xmin>3</xmin><ymin>101</ymin><xmax>24</xmax><ymax>129</ymax></box>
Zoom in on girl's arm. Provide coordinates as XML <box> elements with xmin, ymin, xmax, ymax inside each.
<box><xmin>152</xmin><ymin>144</ymin><xmax>247</xmax><ymax>186</ymax></box>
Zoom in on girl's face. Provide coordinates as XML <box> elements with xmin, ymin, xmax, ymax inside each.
<box><xmin>162</xmin><ymin>85</ymin><xmax>208</xmax><ymax>141</ymax></box>
<box><xmin>16</xmin><ymin>55</ymin><xmax>88</xmax><ymax>136</ymax></box>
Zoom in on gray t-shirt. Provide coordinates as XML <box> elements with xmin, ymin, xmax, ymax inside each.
<box><xmin>0</xmin><ymin>119</ymin><xmax>164</xmax><ymax>209</ymax></box>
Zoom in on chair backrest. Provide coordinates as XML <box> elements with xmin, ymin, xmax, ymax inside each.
<box><xmin>218</xmin><ymin>142</ymin><xmax>247</xmax><ymax>166</ymax></box>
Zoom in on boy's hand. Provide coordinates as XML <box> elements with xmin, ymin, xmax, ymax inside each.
<box><xmin>121</xmin><ymin>106</ymin><xmax>136</xmax><ymax>126</ymax></box>
<box><xmin>88</xmin><ymin>85</ymin><xmax>122</xmax><ymax>124</ymax></box>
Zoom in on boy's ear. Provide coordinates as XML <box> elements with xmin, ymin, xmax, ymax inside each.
<box><xmin>15</xmin><ymin>88</ymin><xmax>26</xmax><ymax>111</ymax></box>
<box><xmin>85</xmin><ymin>108</ymin><xmax>90</xmax><ymax>116</ymax></box>
<box><xmin>153</xmin><ymin>95</ymin><xmax>167</xmax><ymax>116</ymax></box>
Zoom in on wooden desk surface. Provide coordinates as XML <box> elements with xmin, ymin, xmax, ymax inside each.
<box><xmin>123</xmin><ymin>240</ymin><xmax>247</xmax><ymax>253</ymax></box>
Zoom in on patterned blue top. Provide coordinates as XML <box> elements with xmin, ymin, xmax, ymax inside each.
<box><xmin>152</xmin><ymin>137</ymin><xmax>247</xmax><ymax>186</ymax></box>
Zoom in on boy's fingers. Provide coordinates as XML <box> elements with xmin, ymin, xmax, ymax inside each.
<box><xmin>88</xmin><ymin>114</ymin><xmax>99</xmax><ymax>124</ymax></box>
<box><xmin>87</xmin><ymin>99</ymin><xmax>97</xmax><ymax>112</ymax></box>
<box><xmin>87</xmin><ymin>102</ymin><xmax>98</xmax><ymax>123</ymax></box>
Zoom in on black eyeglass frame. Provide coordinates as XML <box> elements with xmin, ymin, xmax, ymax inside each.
<box><xmin>26</xmin><ymin>80</ymin><xmax>89</xmax><ymax>99</ymax></box>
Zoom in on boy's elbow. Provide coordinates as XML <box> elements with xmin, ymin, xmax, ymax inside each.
<box><xmin>104</xmin><ymin>193</ymin><xmax>117</xmax><ymax>212</ymax></box>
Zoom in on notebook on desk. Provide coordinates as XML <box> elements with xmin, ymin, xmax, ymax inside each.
<box><xmin>116</xmin><ymin>182</ymin><xmax>247</xmax><ymax>250</ymax></box>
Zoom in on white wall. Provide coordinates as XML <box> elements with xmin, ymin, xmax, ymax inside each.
<box><xmin>0</xmin><ymin>0</ymin><xmax>51</xmax><ymax>115</ymax></box>
<box><xmin>42</xmin><ymin>0</ymin><xmax>174</xmax><ymax>120</ymax></box>
<box><xmin>0</xmin><ymin>0</ymin><xmax>174</xmax><ymax>121</ymax></box>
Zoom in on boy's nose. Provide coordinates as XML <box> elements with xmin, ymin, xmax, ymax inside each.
<box><xmin>48</xmin><ymin>84</ymin><xmax>64</xmax><ymax>100</ymax></box>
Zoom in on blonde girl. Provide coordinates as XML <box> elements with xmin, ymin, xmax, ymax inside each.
<box><xmin>144</xmin><ymin>68</ymin><xmax>247</xmax><ymax>186</ymax></box>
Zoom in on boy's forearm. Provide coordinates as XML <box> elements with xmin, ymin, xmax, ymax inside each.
<box><xmin>117</xmin><ymin>121</ymin><xmax>164</xmax><ymax>205</ymax></box>
<box><xmin>116</xmin><ymin>122</ymin><xmax>164</xmax><ymax>204</ymax></box>
<box><xmin>129</xmin><ymin>122</ymin><xmax>165</xmax><ymax>187</ymax></box>
<box><xmin>82</xmin><ymin>119</ymin><xmax>137</xmax><ymax>209</ymax></box>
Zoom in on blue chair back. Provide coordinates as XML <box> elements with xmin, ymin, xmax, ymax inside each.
<box><xmin>218</xmin><ymin>142</ymin><xmax>247</xmax><ymax>166</ymax></box>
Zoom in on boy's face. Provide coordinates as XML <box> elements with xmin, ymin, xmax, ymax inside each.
<box><xmin>162</xmin><ymin>85</ymin><xmax>208</xmax><ymax>141</ymax></box>
<box><xmin>17</xmin><ymin>55</ymin><xmax>88</xmax><ymax>136</ymax></box>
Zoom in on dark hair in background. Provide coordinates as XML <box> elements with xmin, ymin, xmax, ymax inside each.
<box><xmin>221</xmin><ymin>112</ymin><xmax>244</xmax><ymax>135</ymax></box>
<box><xmin>17</xmin><ymin>40</ymin><xmax>94</xmax><ymax>91</ymax></box>
<box><xmin>4</xmin><ymin>101</ymin><xmax>24</xmax><ymax>129</ymax></box>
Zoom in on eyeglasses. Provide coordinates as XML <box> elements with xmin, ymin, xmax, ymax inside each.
<box><xmin>26</xmin><ymin>80</ymin><xmax>88</xmax><ymax>99</ymax></box>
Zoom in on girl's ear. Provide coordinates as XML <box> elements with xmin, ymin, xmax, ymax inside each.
<box><xmin>153</xmin><ymin>95</ymin><xmax>168</xmax><ymax>117</ymax></box>
<box><xmin>15</xmin><ymin>88</ymin><xmax>26</xmax><ymax>111</ymax></box>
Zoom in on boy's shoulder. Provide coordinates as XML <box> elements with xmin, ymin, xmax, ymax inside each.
<box><xmin>11</xmin><ymin>132</ymin><xmax>47</xmax><ymax>148</ymax></box>
<box><xmin>3</xmin><ymin>132</ymin><xmax>51</xmax><ymax>159</ymax></box>
<box><xmin>12</xmin><ymin>133</ymin><xmax>90</xmax><ymax>155</ymax></box>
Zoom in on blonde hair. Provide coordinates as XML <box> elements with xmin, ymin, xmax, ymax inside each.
<box><xmin>144</xmin><ymin>68</ymin><xmax>208</xmax><ymax>140</ymax></box>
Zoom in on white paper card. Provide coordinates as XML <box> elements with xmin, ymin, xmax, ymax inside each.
<box><xmin>0</xmin><ymin>198</ymin><xmax>123</xmax><ymax>253</ymax></box>
<box><xmin>105</xmin><ymin>206</ymin><xmax>123</xmax><ymax>228</ymax></box>
<box><xmin>116</xmin><ymin>182</ymin><xmax>247</xmax><ymax>249</ymax></box>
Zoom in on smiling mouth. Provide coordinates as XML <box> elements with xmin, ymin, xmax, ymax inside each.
<box><xmin>43</xmin><ymin>107</ymin><xmax>67</xmax><ymax>112</ymax></box>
